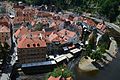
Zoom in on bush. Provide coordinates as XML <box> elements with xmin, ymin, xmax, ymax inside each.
<box><xmin>46</xmin><ymin>66</ymin><xmax>73</xmax><ymax>79</ymax></box>
<box><xmin>85</xmin><ymin>41</ymin><xmax>106</xmax><ymax>61</ymax></box>
<box><xmin>90</xmin><ymin>44</ymin><xmax>106</xmax><ymax>61</ymax></box>
<box><xmin>34</xmin><ymin>22</ymin><xmax>43</xmax><ymax>31</ymax></box>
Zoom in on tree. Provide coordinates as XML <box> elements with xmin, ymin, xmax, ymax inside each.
<box><xmin>0</xmin><ymin>42</ymin><xmax>10</xmax><ymax>59</ymax></box>
<box><xmin>25</xmin><ymin>0</ymin><xmax>39</xmax><ymax>5</ymax></box>
<box><xmin>47</xmin><ymin>66</ymin><xmax>73</xmax><ymax>79</ymax></box>
<box><xmin>90</xmin><ymin>44</ymin><xmax>106</xmax><ymax>61</ymax></box>
<box><xmin>34</xmin><ymin>22</ymin><xmax>43</xmax><ymax>31</ymax></box>
<box><xmin>88</xmin><ymin>29</ymin><xmax>97</xmax><ymax>50</ymax></box>
<box><xmin>86</xmin><ymin>29</ymin><xmax>109</xmax><ymax>61</ymax></box>
<box><xmin>0</xmin><ymin>42</ymin><xmax>10</xmax><ymax>71</ymax></box>
<box><xmin>0</xmin><ymin>42</ymin><xmax>3</xmax><ymax>59</ymax></box>
<box><xmin>115</xmin><ymin>15</ymin><xmax>120</xmax><ymax>26</ymax></box>
<box><xmin>99</xmin><ymin>0</ymin><xmax>120</xmax><ymax>22</ymax></box>
<box><xmin>98</xmin><ymin>29</ymin><xmax>111</xmax><ymax>49</ymax></box>
<box><xmin>0</xmin><ymin>7</ymin><xmax>6</xmax><ymax>14</ymax></box>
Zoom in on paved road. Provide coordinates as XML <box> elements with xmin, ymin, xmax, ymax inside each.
<box><xmin>0</xmin><ymin>35</ymin><xmax>17</xmax><ymax>80</ymax></box>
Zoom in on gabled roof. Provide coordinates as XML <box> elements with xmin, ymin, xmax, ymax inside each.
<box><xmin>13</xmin><ymin>4</ymin><xmax>25</xmax><ymax>9</ymax></box>
<box><xmin>79</xmin><ymin>17</ymin><xmax>96</xmax><ymax>27</ymax></box>
<box><xmin>14</xmin><ymin>26</ymin><xmax>29</xmax><ymax>38</ymax></box>
<box><xmin>37</xmin><ymin>11</ymin><xmax>53</xmax><ymax>17</ymax></box>
<box><xmin>96</xmin><ymin>23</ymin><xmax>106</xmax><ymax>32</ymax></box>
<box><xmin>48</xmin><ymin>32</ymin><xmax>58</xmax><ymax>42</ymax></box>
<box><xmin>16</xmin><ymin>28</ymin><xmax>47</xmax><ymax>48</ymax></box>
<box><xmin>13</xmin><ymin>16</ymin><xmax>34</xmax><ymax>24</ymax></box>
<box><xmin>0</xmin><ymin>25</ymin><xmax>10</xmax><ymax>32</ymax></box>
<box><xmin>17</xmin><ymin>35</ymin><xmax>46</xmax><ymax>48</ymax></box>
<box><xmin>46</xmin><ymin>29</ymin><xmax>77</xmax><ymax>44</ymax></box>
<box><xmin>57</xmin><ymin>29</ymin><xmax>76</xmax><ymax>38</ymax></box>
<box><xmin>0</xmin><ymin>16</ymin><xmax>9</xmax><ymax>26</ymax></box>
<box><xmin>29</xmin><ymin>31</ymin><xmax>43</xmax><ymax>38</ymax></box>
<box><xmin>82</xmin><ymin>18</ymin><xmax>96</xmax><ymax>27</ymax></box>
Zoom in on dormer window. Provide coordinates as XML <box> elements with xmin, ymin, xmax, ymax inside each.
<box><xmin>27</xmin><ymin>44</ymin><xmax>30</xmax><ymax>47</ymax></box>
<box><xmin>37</xmin><ymin>43</ymin><xmax>40</xmax><ymax>47</ymax></box>
<box><xmin>33</xmin><ymin>44</ymin><xmax>36</xmax><ymax>47</ymax></box>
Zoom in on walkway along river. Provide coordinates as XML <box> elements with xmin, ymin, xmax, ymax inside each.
<box><xmin>70</xmin><ymin>22</ymin><xmax>120</xmax><ymax>80</ymax></box>
<box><xmin>71</xmin><ymin>47</ymin><xmax>120</xmax><ymax>80</ymax></box>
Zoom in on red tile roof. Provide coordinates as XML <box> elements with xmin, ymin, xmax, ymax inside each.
<box><xmin>79</xmin><ymin>16</ymin><xmax>96</xmax><ymax>27</ymax></box>
<box><xmin>48</xmin><ymin>76</ymin><xmax>61</xmax><ymax>80</ymax></box>
<box><xmin>48</xmin><ymin>32</ymin><xmax>58</xmax><ymax>42</ymax></box>
<box><xmin>15</xmin><ymin>8</ymin><xmax>23</xmax><ymax>16</ymax></box>
<box><xmin>31</xmin><ymin>20</ymin><xmax>36</xmax><ymax>26</ymax></box>
<box><xmin>15</xmin><ymin>27</ymin><xmax>47</xmax><ymax>48</ymax></box>
<box><xmin>14</xmin><ymin>26</ymin><xmax>29</xmax><ymax>38</ymax></box>
<box><xmin>13</xmin><ymin>16</ymin><xmax>34</xmax><ymax>24</ymax></box>
<box><xmin>96</xmin><ymin>23</ymin><xmax>106</xmax><ymax>32</ymax></box>
<box><xmin>23</xmin><ymin>8</ymin><xmax>38</xmax><ymax>17</ymax></box>
<box><xmin>13</xmin><ymin>4</ymin><xmax>25</xmax><ymax>9</ymax></box>
<box><xmin>0</xmin><ymin>16</ymin><xmax>9</xmax><ymax>27</ymax></box>
<box><xmin>0</xmin><ymin>25</ymin><xmax>10</xmax><ymax>32</ymax></box>
<box><xmin>37</xmin><ymin>11</ymin><xmax>53</xmax><ymax>17</ymax></box>
<box><xmin>17</xmin><ymin>35</ymin><xmax>46</xmax><ymax>48</ymax></box>
<box><xmin>57</xmin><ymin>29</ymin><xmax>76</xmax><ymax>38</ymax></box>
<box><xmin>82</xmin><ymin>18</ymin><xmax>96</xmax><ymax>27</ymax></box>
<box><xmin>46</xmin><ymin>29</ymin><xmax>77</xmax><ymax>44</ymax></box>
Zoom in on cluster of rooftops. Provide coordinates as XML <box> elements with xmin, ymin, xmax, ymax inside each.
<box><xmin>0</xmin><ymin>2</ymin><xmax>109</xmax><ymax>75</ymax></box>
<box><xmin>0</xmin><ymin>1</ymin><xmax>107</xmax><ymax>52</ymax></box>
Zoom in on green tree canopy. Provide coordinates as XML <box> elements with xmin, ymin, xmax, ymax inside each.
<box><xmin>8</xmin><ymin>0</ymin><xmax>120</xmax><ymax>22</ymax></box>
<box><xmin>34</xmin><ymin>22</ymin><xmax>43</xmax><ymax>31</ymax></box>
<box><xmin>0</xmin><ymin>42</ymin><xmax>10</xmax><ymax>59</ymax></box>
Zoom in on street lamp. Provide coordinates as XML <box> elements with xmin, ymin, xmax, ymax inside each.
<box><xmin>61</xmin><ymin>68</ymin><xmax>64</xmax><ymax>77</ymax></box>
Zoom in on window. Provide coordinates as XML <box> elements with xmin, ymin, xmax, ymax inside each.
<box><xmin>27</xmin><ymin>44</ymin><xmax>30</xmax><ymax>47</ymax></box>
<box><xmin>33</xmin><ymin>44</ymin><xmax>36</xmax><ymax>47</ymax></box>
<box><xmin>37</xmin><ymin>43</ymin><xmax>40</xmax><ymax>47</ymax></box>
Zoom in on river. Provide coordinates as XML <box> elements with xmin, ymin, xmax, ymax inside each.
<box><xmin>72</xmin><ymin>48</ymin><xmax>120</xmax><ymax>80</ymax></box>
<box><xmin>18</xmin><ymin>47</ymin><xmax>120</xmax><ymax>80</ymax></box>
<box><xmin>17</xmin><ymin>28</ymin><xmax>120</xmax><ymax>80</ymax></box>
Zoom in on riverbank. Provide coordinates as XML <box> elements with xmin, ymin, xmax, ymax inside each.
<box><xmin>78</xmin><ymin>37</ymin><xmax>118</xmax><ymax>72</ymax></box>
<box><xmin>85</xmin><ymin>16</ymin><xmax>120</xmax><ymax>33</ymax></box>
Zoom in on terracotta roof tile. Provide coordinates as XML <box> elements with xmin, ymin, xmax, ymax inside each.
<box><xmin>46</xmin><ymin>29</ymin><xmax>77</xmax><ymax>44</ymax></box>
<box><xmin>83</xmin><ymin>18</ymin><xmax>96</xmax><ymax>27</ymax></box>
<box><xmin>13</xmin><ymin>16</ymin><xmax>34</xmax><ymax>24</ymax></box>
<box><xmin>48</xmin><ymin>32</ymin><xmax>58</xmax><ymax>42</ymax></box>
<box><xmin>17</xmin><ymin>35</ymin><xmax>46</xmax><ymax>48</ymax></box>
<box><xmin>0</xmin><ymin>16</ymin><xmax>9</xmax><ymax>26</ymax></box>
<box><xmin>48</xmin><ymin>76</ymin><xmax>61</xmax><ymax>80</ymax></box>
<box><xmin>37</xmin><ymin>11</ymin><xmax>53</xmax><ymax>17</ymax></box>
<box><xmin>0</xmin><ymin>25</ymin><xmax>10</xmax><ymax>32</ymax></box>
<box><xmin>14</xmin><ymin>26</ymin><xmax>29</xmax><ymax>38</ymax></box>
<box><xmin>13</xmin><ymin>4</ymin><xmax>25</xmax><ymax>9</ymax></box>
<box><xmin>57</xmin><ymin>29</ymin><xmax>76</xmax><ymax>38</ymax></box>
<box><xmin>96</xmin><ymin>23</ymin><xmax>106</xmax><ymax>32</ymax></box>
